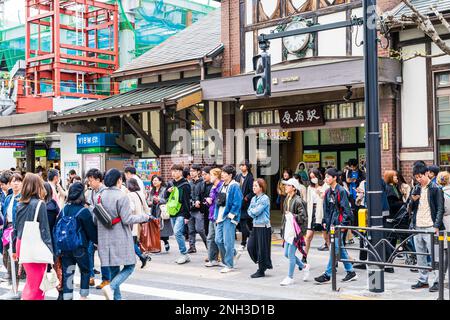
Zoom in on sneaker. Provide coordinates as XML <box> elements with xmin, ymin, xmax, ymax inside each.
<box><xmin>280</xmin><ymin>276</ymin><xmax>295</xmax><ymax>286</ymax></box>
<box><xmin>234</xmin><ymin>252</ymin><xmax>242</xmax><ymax>265</ymax></box>
<box><xmin>101</xmin><ymin>285</ymin><xmax>114</xmax><ymax>300</ymax></box>
<box><xmin>302</xmin><ymin>264</ymin><xmax>311</xmax><ymax>281</ymax></box>
<box><xmin>165</xmin><ymin>243</ymin><xmax>170</xmax><ymax>252</ymax></box>
<box><xmin>0</xmin><ymin>277</ymin><xmax>8</xmax><ymax>283</ymax></box>
<box><xmin>314</xmin><ymin>273</ymin><xmax>331</xmax><ymax>284</ymax></box>
<box><xmin>342</xmin><ymin>271</ymin><xmax>358</xmax><ymax>282</ymax></box>
<box><xmin>0</xmin><ymin>265</ymin><xmax>7</xmax><ymax>273</ymax></box>
<box><xmin>94</xmin><ymin>269</ymin><xmax>101</xmax><ymax>275</ymax></box>
<box><xmin>0</xmin><ymin>291</ymin><xmax>21</xmax><ymax>300</ymax></box>
<box><xmin>385</xmin><ymin>267</ymin><xmax>394</xmax><ymax>273</ymax></box>
<box><xmin>187</xmin><ymin>247</ymin><xmax>197</xmax><ymax>254</ymax></box>
<box><xmin>429</xmin><ymin>282</ymin><xmax>439</xmax><ymax>292</ymax></box>
<box><xmin>239</xmin><ymin>245</ymin><xmax>246</xmax><ymax>251</ymax></box>
<box><xmin>410</xmin><ymin>268</ymin><xmax>419</xmax><ymax>273</ymax></box>
<box><xmin>353</xmin><ymin>263</ymin><xmax>367</xmax><ymax>270</ymax></box>
<box><xmin>89</xmin><ymin>277</ymin><xmax>95</xmax><ymax>286</ymax></box>
<box><xmin>318</xmin><ymin>244</ymin><xmax>329</xmax><ymax>252</ymax></box>
<box><xmin>220</xmin><ymin>267</ymin><xmax>234</xmax><ymax>273</ymax></box>
<box><xmin>205</xmin><ymin>260</ymin><xmax>222</xmax><ymax>267</ymax></box>
<box><xmin>411</xmin><ymin>281</ymin><xmax>429</xmax><ymax>289</ymax></box>
<box><xmin>251</xmin><ymin>270</ymin><xmax>265</xmax><ymax>278</ymax></box>
<box><xmin>96</xmin><ymin>280</ymin><xmax>110</xmax><ymax>290</ymax></box>
<box><xmin>176</xmin><ymin>254</ymin><xmax>191</xmax><ymax>264</ymax></box>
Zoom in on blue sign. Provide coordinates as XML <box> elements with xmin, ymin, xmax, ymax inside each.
<box><xmin>48</xmin><ymin>148</ymin><xmax>61</xmax><ymax>160</ymax></box>
<box><xmin>0</xmin><ymin>140</ymin><xmax>26</xmax><ymax>149</ymax></box>
<box><xmin>77</xmin><ymin>133</ymin><xmax>118</xmax><ymax>148</ymax></box>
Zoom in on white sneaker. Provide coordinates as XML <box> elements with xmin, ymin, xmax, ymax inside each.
<box><xmin>239</xmin><ymin>245</ymin><xmax>246</xmax><ymax>251</ymax></box>
<box><xmin>0</xmin><ymin>265</ymin><xmax>7</xmax><ymax>273</ymax></box>
<box><xmin>205</xmin><ymin>260</ymin><xmax>222</xmax><ymax>267</ymax></box>
<box><xmin>302</xmin><ymin>264</ymin><xmax>311</xmax><ymax>281</ymax></box>
<box><xmin>101</xmin><ymin>285</ymin><xmax>114</xmax><ymax>300</ymax></box>
<box><xmin>176</xmin><ymin>254</ymin><xmax>191</xmax><ymax>264</ymax></box>
<box><xmin>220</xmin><ymin>267</ymin><xmax>234</xmax><ymax>273</ymax></box>
<box><xmin>280</xmin><ymin>276</ymin><xmax>295</xmax><ymax>286</ymax></box>
<box><xmin>233</xmin><ymin>252</ymin><xmax>242</xmax><ymax>265</ymax></box>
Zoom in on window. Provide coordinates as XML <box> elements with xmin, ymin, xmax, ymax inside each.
<box><xmin>436</xmin><ymin>72</ymin><xmax>450</xmax><ymax>169</ymax></box>
<box><xmin>248</xmin><ymin>112</ymin><xmax>260</xmax><ymax>126</ymax></box>
<box><xmin>303</xmin><ymin>130</ymin><xmax>319</xmax><ymax>146</ymax></box>
<box><xmin>325</xmin><ymin>104</ymin><xmax>338</xmax><ymax>120</ymax></box>
<box><xmin>320</xmin><ymin>128</ymin><xmax>357</xmax><ymax>145</ymax></box>
<box><xmin>438</xmin><ymin>96</ymin><xmax>450</xmax><ymax>139</ymax></box>
<box><xmin>355</xmin><ymin>101</ymin><xmax>365</xmax><ymax>117</ymax></box>
<box><xmin>438</xmin><ymin>74</ymin><xmax>450</xmax><ymax>88</ymax></box>
<box><xmin>261</xmin><ymin>111</ymin><xmax>273</xmax><ymax>125</ymax></box>
<box><xmin>339</xmin><ymin>103</ymin><xmax>354</xmax><ymax>119</ymax></box>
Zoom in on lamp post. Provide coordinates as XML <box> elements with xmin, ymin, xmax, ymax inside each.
<box><xmin>363</xmin><ymin>0</ymin><xmax>385</xmax><ymax>293</ymax></box>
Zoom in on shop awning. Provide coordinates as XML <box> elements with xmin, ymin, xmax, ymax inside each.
<box><xmin>50</xmin><ymin>82</ymin><xmax>202</xmax><ymax>122</ymax></box>
<box><xmin>201</xmin><ymin>57</ymin><xmax>401</xmax><ymax>101</ymax></box>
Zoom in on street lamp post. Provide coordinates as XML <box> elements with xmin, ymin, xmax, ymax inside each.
<box><xmin>363</xmin><ymin>0</ymin><xmax>385</xmax><ymax>292</ymax></box>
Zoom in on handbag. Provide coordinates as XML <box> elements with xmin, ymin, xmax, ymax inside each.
<box><xmin>139</xmin><ymin>219</ymin><xmax>161</xmax><ymax>253</ymax></box>
<box><xmin>19</xmin><ymin>200</ymin><xmax>54</xmax><ymax>264</ymax></box>
<box><xmin>39</xmin><ymin>268</ymin><xmax>59</xmax><ymax>293</ymax></box>
<box><xmin>159</xmin><ymin>204</ymin><xmax>169</xmax><ymax>220</ymax></box>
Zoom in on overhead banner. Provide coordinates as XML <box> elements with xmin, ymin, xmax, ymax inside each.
<box><xmin>0</xmin><ymin>140</ymin><xmax>26</xmax><ymax>149</ymax></box>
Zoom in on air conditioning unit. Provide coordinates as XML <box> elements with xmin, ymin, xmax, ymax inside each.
<box><xmin>136</xmin><ymin>138</ymin><xmax>144</xmax><ymax>152</ymax></box>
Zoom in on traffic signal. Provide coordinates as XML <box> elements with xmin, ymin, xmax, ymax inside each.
<box><xmin>252</xmin><ymin>52</ymin><xmax>271</xmax><ymax>97</ymax></box>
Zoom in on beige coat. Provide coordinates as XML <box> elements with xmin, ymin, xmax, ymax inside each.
<box><xmin>306</xmin><ymin>183</ymin><xmax>329</xmax><ymax>229</ymax></box>
<box><xmin>127</xmin><ymin>191</ymin><xmax>151</xmax><ymax>237</ymax></box>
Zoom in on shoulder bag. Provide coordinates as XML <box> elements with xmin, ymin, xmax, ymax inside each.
<box><xmin>19</xmin><ymin>200</ymin><xmax>54</xmax><ymax>264</ymax></box>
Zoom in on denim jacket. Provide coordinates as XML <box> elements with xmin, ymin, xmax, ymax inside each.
<box><xmin>2</xmin><ymin>193</ymin><xmax>21</xmax><ymax>227</ymax></box>
<box><xmin>247</xmin><ymin>193</ymin><xmax>270</xmax><ymax>226</ymax></box>
<box><xmin>214</xmin><ymin>180</ymin><xmax>243</xmax><ymax>224</ymax></box>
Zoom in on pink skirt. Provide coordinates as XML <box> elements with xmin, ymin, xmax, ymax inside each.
<box><xmin>16</xmin><ymin>238</ymin><xmax>47</xmax><ymax>300</ymax></box>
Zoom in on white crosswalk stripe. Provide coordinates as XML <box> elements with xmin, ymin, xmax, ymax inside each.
<box><xmin>0</xmin><ymin>278</ymin><xmax>230</xmax><ymax>300</ymax></box>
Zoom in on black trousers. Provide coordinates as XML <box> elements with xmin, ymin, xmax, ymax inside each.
<box><xmin>238</xmin><ymin>218</ymin><xmax>253</xmax><ymax>246</ymax></box>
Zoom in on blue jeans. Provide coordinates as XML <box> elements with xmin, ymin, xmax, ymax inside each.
<box><xmin>133</xmin><ymin>236</ymin><xmax>144</xmax><ymax>259</ymax></box>
<box><xmin>284</xmin><ymin>242</ymin><xmax>305</xmax><ymax>278</ymax></box>
<box><xmin>215</xmin><ymin>218</ymin><xmax>237</xmax><ymax>268</ymax></box>
<box><xmin>207</xmin><ymin>220</ymin><xmax>219</xmax><ymax>262</ymax></box>
<box><xmin>61</xmin><ymin>247</ymin><xmax>90</xmax><ymax>300</ymax></box>
<box><xmin>109</xmin><ymin>264</ymin><xmax>135</xmax><ymax>300</ymax></box>
<box><xmin>325</xmin><ymin>234</ymin><xmax>354</xmax><ymax>277</ymax></box>
<box><xmin>88</xmin><ymin>241</ymin><xmax>111</xmax><ymax>281</ymax></box>
<box><xmin>88</xmin><ymin>242</ymin><xmax>95</xmax><ymax>278</ymax></box>
<box><xmin>171</xmin><ymin>216</ymin><xmax>187</xmax><ymax>255</ymax></box>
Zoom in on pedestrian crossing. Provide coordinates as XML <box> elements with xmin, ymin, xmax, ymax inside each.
<box><xmin>0</xmin><ymin>277</ymin><xmax>231</xmax><ymax>300</ymax></box>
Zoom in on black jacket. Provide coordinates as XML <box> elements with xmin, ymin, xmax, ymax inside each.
<box><xmin>46</xmin><ymin>199</ymin><xmax>60</xmax><ymax>241</ymax></box>
<box><xmin>323</xmin><ymin>184</ymin><xmax>353</xmax><ymax>232</ymax></box>
<box><xmin>190</xmin><ymin>177</ymin><xmax>204</xmax><ymax>213</ymax></box>
<box><xmin>200</xmin><ymin>181</ymin><xmax>213</xmax><ymax>215</ymax></box>
<box><xmin>281</xmin><ymin>194</ymin><xmax>307</xmax><ymax>238</ymax></box>
<box><xmin>385</xmin><ymin>184</ymin><xmax>404</xmax><ymax>219</ymax></box>
<box><xmin>173</xmin><ymin>178</ymin><xmax>191</xmax><ymax>219</ymax></box>
<box><xmin>410</xmin><ymin>182</ymin><xmax>444</xmax><ymax>230</ymax></box>
<box><xmin>235</xmin><ymin>172</ymin><xmax>255</xmax><ymax>219</ymax></box>
<box><xmin>15</xmin><ymin>197</ymin><xmax>53</xmax><ymax>255</ymax></box>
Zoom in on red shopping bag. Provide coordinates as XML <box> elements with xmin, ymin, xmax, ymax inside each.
<box><xmin>139</xmin><ymin>219</ymin><xmax>161</xmax><ymax>253</ymax></box>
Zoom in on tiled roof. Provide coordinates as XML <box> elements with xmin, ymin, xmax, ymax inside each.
<box><xmin>51</xmin><ymin>82</ymin><xmax>201</xmax><ymax>120</ymax></box>
<box><xmin>114</xmin><ymin>9</ymin><xmax>221</xmax><ymax>74</ymax></box>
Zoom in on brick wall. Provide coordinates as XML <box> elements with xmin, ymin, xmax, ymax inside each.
<box><xmin>400</xmin><ymin>160</ymin><xmax>434</xmax><ymax>184</ymax></box>
<box><xmin>159</xmin><ymin>154</ymin><xmax>215</xmax><ymax>182</ymax></box>
<box><xmin>221</xmin><ymin>0</ymin><xmax>241</xmax><ymax>77</ymax></box>
<box><xmin>380</xmin><ymin>96</ymin><xmax>397</xmax><ymax>173</ymax></box>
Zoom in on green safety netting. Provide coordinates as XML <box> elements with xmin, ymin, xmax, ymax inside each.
<box><xmin>0</xmin><ymin>0</ymin><xmax>217</xmax><ymax>94</ymax></box>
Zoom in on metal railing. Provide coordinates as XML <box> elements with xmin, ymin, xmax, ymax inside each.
<box><xmin>329</xmin><ymin>225</ymin><xmax>450</xmax><ymax>299</ymax></box>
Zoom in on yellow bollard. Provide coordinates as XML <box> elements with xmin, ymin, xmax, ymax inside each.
<box><xmin>358</xmin><ymin>208</ymin><xmax>368</xmax><ymax>232</ymax></box>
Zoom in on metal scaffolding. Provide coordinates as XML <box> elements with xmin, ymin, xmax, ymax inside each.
<box><xmin>24</xmin><ymin>0</ymin><xmax>119</xmax><ymax>99</ymax></box>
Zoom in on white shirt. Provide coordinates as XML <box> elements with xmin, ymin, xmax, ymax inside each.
<box><xmin>283</xmin><ymin>212</ymin><xmax>296</xmax><ymax>245</ymax></box>
<box><xmin>133</xmin><ymin>175</ymin><xmax>146</xmax><ymax>194</ymax></box>
<box><xmin>6</xmin><ymin>197</ymin><xmax>14</xmax><ymax>224</ymax></box>
<box><xmin>310</xmin><ymin>188</ymin><xmax>320</xmax><ymax>204</ymax></box>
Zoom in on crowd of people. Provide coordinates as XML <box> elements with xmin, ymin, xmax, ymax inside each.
<box><xmin>0</xmin><ymin>158</ymin><xmax>447</xmax><ymax>300</ymax></box>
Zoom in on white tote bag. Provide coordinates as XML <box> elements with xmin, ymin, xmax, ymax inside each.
<box><xmin>19</xmin><ymin>200</ymin><xmax>54</xmax><ymax>264</ymax></box>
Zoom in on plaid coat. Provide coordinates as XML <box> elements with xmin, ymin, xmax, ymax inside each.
<box><xmin>96</xmin><ymin>187</ymin><xmax>149</xmax><ymax>267</ymax></box>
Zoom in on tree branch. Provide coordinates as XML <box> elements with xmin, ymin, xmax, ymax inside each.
<box><xmin>431</xmin><ymin>5</ymin><xmax>450</xmax><ymax>34</ymax></box>
<box><xmin>403</xmin><ymin>51</ymin><xmax>446</xmax><ymax>61</ymax></box>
